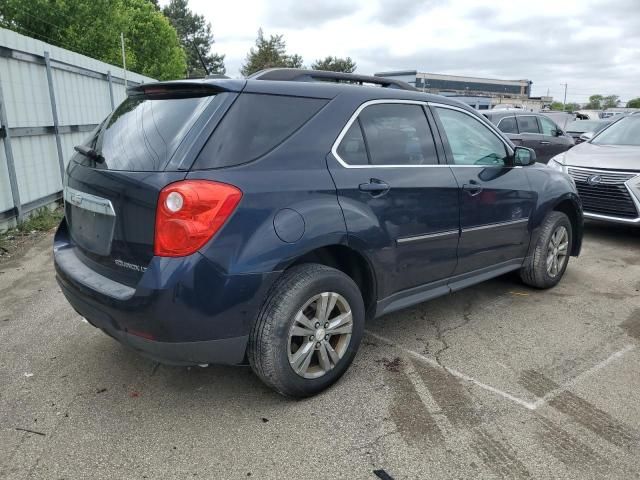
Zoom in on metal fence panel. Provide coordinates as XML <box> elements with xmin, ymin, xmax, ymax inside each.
<box><xmin>0</xmin><ymin>146</ymin><xmax>13</xmax><ymax>214</ymax></box>
<box><xmin>0</xmin><ymin>27</ymin><xmax>156</xmax><ymax>228</ymax></box>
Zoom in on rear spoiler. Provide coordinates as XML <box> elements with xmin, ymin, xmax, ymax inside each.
<box><xmin>127</xmin><ymin>79</ymin><xmax>245</xmax><ymax>98</ymax></box>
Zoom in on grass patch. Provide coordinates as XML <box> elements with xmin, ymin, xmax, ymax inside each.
<box><xmin>0</xmin><ymin>206</ymin><xmax>63</xmax><ymax>256</ymax></box>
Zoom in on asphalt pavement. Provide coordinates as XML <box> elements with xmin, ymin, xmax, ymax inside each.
<box><xmin>0</xmin><ymin>223</ymin><xmax>639</xmax><ymax>479</ymax></box>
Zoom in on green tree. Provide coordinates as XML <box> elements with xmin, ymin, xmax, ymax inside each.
<box><xmin>240</xmin><ymin>29</ymin><xmax>303</xmax><ymax>77</ymax></box>
<box><xmin>585</xmin><ymin>94</ymin><xmax>603</xmax><ymax>110</ymax></box>
<box><xmin>550</xmin><ymin>101</ymin><xmax>579</xmax><ymax>112</ymax></box>
<box><xmin>602</xmin><ymin>94</ymin><xmax>620</xmax><ymax>109</ymax></box>
<box><xmin>0</xmin><ymin>0</ymin><xmax>186</xmax><ymax>80</ymax></box>
<box><xmin>311</xmin><ymin>56</ymin><xmax>356</xmax><ymax>73</ymax></box>
<box><xmin>627</xmin><ymin>98</ymin><xmax>640</xmax><ymax>108</ymax></box>
<box><xmin>162</xmin><ymin>0</ymin><xmax>225</xmax><ymax>77</ymax></box>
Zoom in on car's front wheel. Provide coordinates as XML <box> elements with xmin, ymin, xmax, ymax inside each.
<box><xmin>248</xmin><ymin>264</ymin><xmax>365</xmax><ymax>398</ymax></box>
<box><xmin>520</xmin><ymin>211</ymin><xmax>572</xmax><ymax>289</ymax></box>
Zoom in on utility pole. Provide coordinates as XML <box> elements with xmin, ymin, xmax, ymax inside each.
<box><xmin>561</xmin><ymin>83</ymin><xmax>568</xmax><ymax>111</ymax></box>
<box><xmin>120</xmin><ymin>32</ymin><xmax>127</xmax><ymax>88</ymax></box>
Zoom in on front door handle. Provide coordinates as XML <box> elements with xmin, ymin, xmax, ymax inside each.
<box><xmin>359</xmin><ymin>179</ymin><xmax>390</xmax><ymax>196</ymax></box>
<box><xmin>540</xmin><ymin>141</ymin><xmax>551</xmax><ymax>145</ymax></box>
<box><xmin>463</xmin><ymin>183</ymin><xmax>483</xmax><ymax>197</ymax></box>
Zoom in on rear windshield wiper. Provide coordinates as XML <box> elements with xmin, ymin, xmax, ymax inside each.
<box><xmin>74</xmin><ymin>145</ymin><xmax>104</xmax><ymax>163</ymax></box>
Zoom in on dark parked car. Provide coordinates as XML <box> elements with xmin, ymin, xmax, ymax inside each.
<box><xmin>565</xmin><ymin>119</ymin><xmax>611</xmax><ymax>144</ymax></box>
<box><xmin>54</xmin><ymin>69</ymin><xmax>583</xmax><ymax>397</ymax></box>
<box><xmin>549</xmin><ymin>114</ymin><xmax>640</xmax><ymax>225</ymax></box>
<box><xmin>484</xmin><ymin>111</ymin><xmax>575</xmax><ymax>163</ymax></box>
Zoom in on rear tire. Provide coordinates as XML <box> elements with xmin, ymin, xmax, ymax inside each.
<box><xmin>520</xmin><ymin>211</ymin><xmax>572</xmax><ymax>289</ymax></box>
<box><xmin>248</xmin><ymin>264</ymin><xmax>365</xmax><ymax>398</ymax></box>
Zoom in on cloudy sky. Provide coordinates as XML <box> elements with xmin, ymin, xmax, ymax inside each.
<box><xmin>174</xmin><ymin>0</ymin><xmax>640</xmax><ymax>104</ymax></box>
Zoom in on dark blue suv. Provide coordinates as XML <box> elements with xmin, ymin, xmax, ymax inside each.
<box><xmin>54</xmin><ymin>69</ymin><xmax>583</xmax><ymax>397</ymax></box>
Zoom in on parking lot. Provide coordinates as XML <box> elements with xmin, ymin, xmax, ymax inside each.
<box><xmin>0</xmin><ymin>222</ymin><xmax>638</xmax><ymax>479</ymax></box>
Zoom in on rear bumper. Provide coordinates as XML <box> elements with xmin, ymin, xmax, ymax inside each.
<box><xmin>57</xmin><ymin>277</ymin><xmax>249</xmax><ymax>365</ymax></box>
<box><xmin>54</xmin><ymin>223</ymin><xmax>280</xmax><ymax>366</ymax></box>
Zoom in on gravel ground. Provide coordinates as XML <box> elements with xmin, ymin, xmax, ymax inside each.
<box><xmin>0</xmin><ymin>222</ymin><xmax>638</xmax><ymax>479</ymax></box>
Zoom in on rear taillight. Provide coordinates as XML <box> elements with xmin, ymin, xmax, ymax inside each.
<box><xmin>154</xmin><ymin>180</ymin><xmax>242</xmax><ymax>257</ymax></box>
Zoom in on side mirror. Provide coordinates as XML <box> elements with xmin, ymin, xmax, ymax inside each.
<box><xmin>579</xmin><ymin>131</ymin><xmax>594</xmax><ymax>142</ymax></box>
<box><xmin>514</xmin><ymin>146</ymin><xmax>536</xmax><ymax>166</ymax></box>
<box><xmin>554</xmin><ymin>129</ymin><xmax>564</xmax><ymax>137</ymax></box>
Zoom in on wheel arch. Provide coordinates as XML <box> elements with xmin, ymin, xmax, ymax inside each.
<box><xmin>283</xmin><ymin>244</ymin><xmax>378</xmax><ymax>320</ymax></box>
<box><xmin>551</xmin><ymin>195</ymin><xmax>583</xmax><ymax>256</ymax></box>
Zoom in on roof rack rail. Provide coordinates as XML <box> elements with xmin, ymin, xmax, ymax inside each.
<box><xmin>248</xmin><ymin>68</ymin><xmax>418</xmax><ymax>92</ymax></box>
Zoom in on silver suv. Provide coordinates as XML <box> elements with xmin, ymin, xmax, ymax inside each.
<box><xmin>548</xmin><ymin>115</ymin><xmax>640</xmax><ymax>225</ymax></box>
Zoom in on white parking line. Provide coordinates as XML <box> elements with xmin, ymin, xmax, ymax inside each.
<box><xmin>531</xmin><ymin>344</ymin><xmax>636</xmax><ymax>409</ymax></box>
<box><xmin>365</xmin><ymin>330</ymin><xmax>636</xmax><ymax>411</ymax></box>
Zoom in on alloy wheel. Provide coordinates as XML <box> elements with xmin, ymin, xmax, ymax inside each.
<box><xmin>546</xmin><ymin>225</ymin><xmax>569</xmax><ymax>277</ymax></box>
<box><xmin>287</xmin><ymin>292</ymin><xmax>353</xmax><ymax>379</ymax></box>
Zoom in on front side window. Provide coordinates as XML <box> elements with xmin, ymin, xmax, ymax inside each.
<box><xmin>497</xmin><ymin>116</ymin><xmax>518</xmax><ymax>134</ymax></box>
<box><xmin>539</xmin><ymin>116</ymin><xmax>558</xmax><ymax>136</ymax></box>
<box><xmin>435</xmin><ymin>108</ymin><xmax>509</xmax><ymax>166</ymax></box>
<box><xmin>516</xmin><ymin>116</ymin><xmax>541</xmax><ymax>134</ymax></box>
<box><xmin>357</xmin><ymin>104</ymin><xmax>438</xmax><ymax>166</ymax></box>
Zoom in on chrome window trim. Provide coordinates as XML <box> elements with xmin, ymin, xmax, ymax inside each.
<box><xmin>462</xmin><ymin>218</ymin><xmax>529</xmax><ymax>233</ymax></box>
<box><xmin>397</xmin><ymin>229</ymin><xmax>459</xmax><ymax>244</ymax></box>
<box><xmin>64</xmin><ymin>185</ymin><xmax>116</xmax><ymax>217</ymax></box>
<box><xmin>330</xmin><ymin>99</ymin><xmax>513</xmax><ymax>169</ymax></box>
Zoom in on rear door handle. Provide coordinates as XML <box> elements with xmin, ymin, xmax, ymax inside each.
<box><xmin>359</xmin><ymin>179</ymin><xmax>390</xmax><ymax>196</ymax></box>
<box><xmin>540</xmin><ymin>141</ymin><xmax>551</xmax><ymax>145</ymax></box>
<box><xmin>463</xmin><ymin>183</ymin><xmax>483</xmax><ymax>197</ymax></box>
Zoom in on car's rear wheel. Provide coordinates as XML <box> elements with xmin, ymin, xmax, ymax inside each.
<box><xmin>520</xmin><ymin>211</ymin><xmax>572</xmax><ymax>289</ymax></box>
<box><xmin>248</xmin><ymin>264</ymin><xmax>365</xmax><ymax>398</ymax></box>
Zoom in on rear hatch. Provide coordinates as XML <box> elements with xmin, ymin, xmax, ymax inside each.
<box><xmin>64</xmin><ymin>81</ymin><xmax>242</xmax><ymax>286</ymax></box>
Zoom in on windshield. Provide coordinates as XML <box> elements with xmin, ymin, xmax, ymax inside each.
<box><xmin>566</xmin><ymin>120</ymin><xmax>603</xmax><ymax>133</ymax></box>
<box><xmin>592</xmin><ymin>116</ymin><xmax>640</xmax><ymax>146</ymax></box>
<box><xmin>78</xmin><ymin>95</ymin><xmax>213</xmax><ymax>171</ymax></box>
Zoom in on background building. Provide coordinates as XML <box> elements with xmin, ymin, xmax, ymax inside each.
<box><xmin>375</xmin><ymin>70</ymin><xmax>552</xmax><ymax>111</ymax></box>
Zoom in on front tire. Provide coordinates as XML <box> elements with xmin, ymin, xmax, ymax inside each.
<box><xmin>248</xmin><ymin>264</ymin><xmax>365</xmax><ymax>398</ymax></box>
<box><xmin>520</xmin><ymin>211</ymin><xmax>572</xmax><ymax>289</ymax></box>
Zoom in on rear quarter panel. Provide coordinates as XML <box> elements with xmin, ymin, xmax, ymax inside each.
<box><xmin>186</xmin><ymin>94</ymin><xmax>356</xmax><ymax>275</ymax></box>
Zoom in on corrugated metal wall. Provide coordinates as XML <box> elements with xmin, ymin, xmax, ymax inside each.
<box><xmin>0</xmin><ymin>28</ymin><xmax>156</xmax><ymax>228</ymax></box>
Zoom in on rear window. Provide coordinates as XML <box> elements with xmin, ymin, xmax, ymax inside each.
<box><xmin>193</xmin><ymin>94</ymin><xmax>327</xmax><ymax>169</ymax></box>
<box><xmin>80</xmin><ymin>95</ymin><xmax>212</xmax><ymax>171</ymax></box>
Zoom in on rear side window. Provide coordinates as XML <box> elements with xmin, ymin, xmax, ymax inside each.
<box><xmin>357</xmin><ymin>104</ymin><xmax>438</xmax><ymax>166</ymax></box>
<box><xmin>194</xmin><ymin>94</ymin><xmax>327</xmax><ymax>169</ymax></box>
<box><xmin>336</xmin><ymin>121</ymin><xmax>368</xmax><ymax>165</ymax></box>
<box><xmin>497</xmin><ymin>116</ymin><xmax>518</xmax><ymax>134</ymax></box>
<box><xmin>82</xmin><ymin>96</ymin><xmax>212</xmax><ymax>171</ymax></box>
<box><xmin>516</xmin><ymin>116</ymin><xmax>541</xmax><ymax>134</ymax></box>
